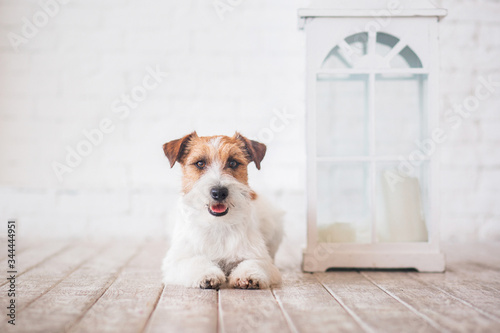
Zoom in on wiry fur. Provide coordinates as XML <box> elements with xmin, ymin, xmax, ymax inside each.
<box><xmin>162</xmin><ymin>132</ymin><xmax>283</xmax><ymax>289</ymax></box>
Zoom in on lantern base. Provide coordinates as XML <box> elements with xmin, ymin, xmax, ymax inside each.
<box><xmin>302</xmin><ymin>250</ymin><xmax>445</xmax><ymax>272</ymax></box>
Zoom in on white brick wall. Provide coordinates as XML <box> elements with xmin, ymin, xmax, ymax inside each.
<box><xmin>0</xmin><ymin>0</ymin><xmax>499</xmax><ymax>244</ymax></box>
<box><xmin>436</xmin><ymin>0</ymin><xmax>500</xmax><ymax>242</ymax></box>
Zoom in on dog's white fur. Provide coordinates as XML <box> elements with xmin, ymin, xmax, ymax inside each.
<box><xmin>162</xmin><ymin>160</ymin><xmax>283</xmax><ymax>289</ymax></box>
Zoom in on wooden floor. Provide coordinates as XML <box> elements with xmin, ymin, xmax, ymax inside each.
<box><xmin>1</xmin><ymin>240</ymin><xmax>500</xmax><ymax>333</ymax></box>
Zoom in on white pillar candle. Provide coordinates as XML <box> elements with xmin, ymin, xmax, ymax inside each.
<box><xmin>378</xmin><ymin>170</ymin><xmax>428</xmax><ymax>242</ymax></box>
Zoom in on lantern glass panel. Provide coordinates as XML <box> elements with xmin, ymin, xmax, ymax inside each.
<box><xmin>375</xmin><ymin>74</ymin><xmax>428</xmax><ymax>156</ymax></box>
<box><xmin>321</xmin><ymin>31</ymin><xmax>423</xmax><ymax>70</ymax></box>
<box><xmin>375</xmin><ymin>162</ymin><xmax>429</xmax><ymax>243</ymax></box>
<box><xmin>376</xmin><ymin>32</ymin><xmax>399</xmax><ymax>58</ymax></box>
<box><xmin>316</xmin><ymin>162</ymin><xmax>371</xmax><ymax>243</ymax></box>
<box><xmin>390</xmin><ymin>46</ymin><xmax>423</xmax><ymax>68</ymax></box>
<box><xmin>316</xmin><ymin>74</ymin><xmax>369</xmax><ymax>157</ymax></box>
<box><xmin>322</xmin><ymin>32</ymin><xmax>369</xmax><ymax>68</ymax></box>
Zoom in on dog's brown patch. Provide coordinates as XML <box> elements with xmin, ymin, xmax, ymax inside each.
<box><xmin>235</xmin><ymin>133</ymin><xmax>266</xmax><ymax>170</ymax></box>
<box><xmin>163</xmin><ymin>132</ymin><xmax>266</xmax><ymax>194</ymax></box>
<box><xmin>163</xmin><ymin>132</ymin><xmax>198</xmax><ymax>168</ymax></box>
<box><xmin>250</xmin><ymin>191</ymin><xmax>257</xmax><ymax>200</ymax></box>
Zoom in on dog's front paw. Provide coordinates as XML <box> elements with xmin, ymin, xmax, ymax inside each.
<box><xmin>197</xmin><ymin>269</ymin><xmax>226</xmax><ymax>290</ymax></box>
<box><xmin>228</xmin><ymin>262</ymin><xmax>270</xmax><ymax>289</ymax></box>
<box><xmin>230</xmin><ymin>277</ymin><xmax>261</xmax><ymax>289</ymax></box>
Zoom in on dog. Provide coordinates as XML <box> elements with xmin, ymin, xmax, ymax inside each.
<box><xmin>161</xmin><ymin>132</ymin><xmax>283</xmax><ymax>289</ymax></box>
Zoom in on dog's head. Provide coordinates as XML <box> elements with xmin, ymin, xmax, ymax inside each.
<box><xmin>163</xmin><ymin>132</ymin><xmax>266</xmax><ymax>218</ymax></box>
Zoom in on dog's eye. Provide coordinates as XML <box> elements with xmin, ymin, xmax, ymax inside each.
<box><xmin>195</xmin><ymin>161</ymin><xmax>206</xmax><ymax>169</ymax></box>
<box><xmin>228</xmin><ymin>160</ymin><xmax>239</xmax><ymax>169</ymax></box>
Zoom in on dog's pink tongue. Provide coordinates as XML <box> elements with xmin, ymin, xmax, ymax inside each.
<box><xmin>211</xmin><ymin>204</ymin><xmax>227</xmax><ymax>213</ymax></box>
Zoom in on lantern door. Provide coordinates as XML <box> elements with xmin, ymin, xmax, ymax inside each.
<box><xmin>303</xmin><ymin>16</ymin><xmax>445</xmax><ymax>272</ymax></box>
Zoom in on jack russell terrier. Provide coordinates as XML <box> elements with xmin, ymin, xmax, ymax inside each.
<box><xmin>161</xmin><ymin>132</ymin><xmax>283</xmax><ymax>289</ymax></box>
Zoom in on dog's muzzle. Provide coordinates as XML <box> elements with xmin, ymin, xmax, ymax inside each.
<box><xmin>209</xmin><ymin>187</ymin><xmax>229</xmax><ymax>217</ymax></box>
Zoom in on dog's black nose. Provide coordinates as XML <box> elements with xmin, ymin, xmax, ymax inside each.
<box><xmin>211</xmin><ymin>187</ymin><xmax>228</xmax><ymax>201</ymax></box>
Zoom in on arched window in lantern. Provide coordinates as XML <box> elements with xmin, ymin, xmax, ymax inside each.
<box><xmin>299</xmin><ymin>1</ymin><xmax>447</xmax><ymax>272</ymax></box>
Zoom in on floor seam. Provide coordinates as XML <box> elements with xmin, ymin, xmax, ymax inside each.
<box><xmin>217</xmin><ymin>289</ymin><xmax>225</xmax><ymax>333</ymax></box>
<box><xmin>408</xmin><ymin>273</ymin><xmax>500</xmax><ymax>323</ymax></box>
<box><xmin>18</xmin><ymin>242</ymin><xmax>111</xmax><ymax>313</ymax></box>
<box><xmin>271</xmin><ymin>286</ymin><xmax>300</xmax><ymax>333</ymax></box>
<box><xmin>64</xmin><ymin>240</ymin><xmax>147</xmax><ymax>332</ymax></box>
<box><xmin>360</xmin><ymin>271</ymin><xmax>448</xmax><ymax>333</ymax></box>
<box><xmin>0</xmin><ymin>241</ymin><xmax>75</xmax><ymax>288</ymax></box>
<box><xmin>314</xmin><ymin>273</ymin><xmax>375</xmax><ymax>333</ymax></box>
<box><xmin>140</xmin><ymin>284</ymin><xmax>165</xmax><ymax>333</ymax></box>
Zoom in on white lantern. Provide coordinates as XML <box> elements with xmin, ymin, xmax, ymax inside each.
<box><xmin>299</xmin><ymin>0</ymin><xmax>447</xmax><ymax>272</ymax></box>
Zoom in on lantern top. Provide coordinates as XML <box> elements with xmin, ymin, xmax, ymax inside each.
<box><xmin>298</xmin><ymin>0</ymin><xmax>447</xmax><ymax>28</ymax></box>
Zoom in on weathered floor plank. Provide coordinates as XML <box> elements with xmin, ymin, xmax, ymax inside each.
<box><xmin>0</xmin><ymin>240</ymin><xmax>73</xmax><ymax>287</ymax></box>
<box><xmin>410</xmin><ymin>247</ymin><xmax>500</xmax><ymax>322</ymax></box>
<box><xmin>362</xmin><ymin>271</ymin><xmax>500</xmax><ymax>332</ymax></box>
<box><xmin>410</xmin><ymin>271</ymin><xmax>500</xmax><ymax>323</ymax></box>
<box><xmin>68</xmin><ymin>240</ymin><xmax>166</xmax><ymax>333</ymax></box>
<box><xmin>219</xmin><ymin>288</ymin><xmax>290</xmax><ymax>333</ymax></box>
<box><xmin>272</xmin><ymin>271</ymin><xmax>361</xmax><ymax>333</ymax></box>
<box><xmin>12</xmin><ymin>240</ymin><xmax>142</xmax><ymax>333</ymax></box>
<box><xmin>317</xmin><ymin>271</ymin><xmax>441</xmax><ymax>333</ymax></box>
<box><xmin>145</xmin><ymin>286</ymin><xmax>218</xmax><ymax>333</ymax></box>
<box><xmin>0</xmin><ymin>241</ymin><xmax>106</xmax><ymax>314</ymax></box>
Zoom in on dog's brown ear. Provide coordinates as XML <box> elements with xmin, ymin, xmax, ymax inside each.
<box><xmin>163</xmin><ymin>132</ymin><xmax>198</xmax><ymax>168</ymax></box>
<box><xmin>235</xmin><ymin>132</ymin><xmax>266</xmax><ymax>170</ymax></box>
